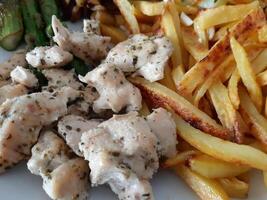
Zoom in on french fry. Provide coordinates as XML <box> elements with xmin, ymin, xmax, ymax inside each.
<box><xmin>252</xmin><ymin>48</ymin><xmax>267</xmax><ymax>74</ymax></box>
<box><xmin>115</xmin><ymin>14</ymin><xmax>126</xmax><ymax>26</ymax></box>
<box><xmin>230</xmin><ymin>37</ymin><xmax>263</xmax><ymax>111</ymax></box>
<box><xmin>174</xmin><ymin>165</ymin><xmax>230</xmax><ymax>200</ymax></box>
<box><xmin>188</xmin><ymin>154</ymin><xmax>250</xmax><ymax>178</ymax></box>
<box><xmin>114</xmin><ymin>0</ymin><xmax>140</xmax><ymax>34</ymax></box>
<box><xmin>92</xmin><ymin>10</ymin><xmax>116</xmax><ymax>25</ymax></box>
<box><xmin>174</xmin><ymin>114</ymin><xmax>267</xmax><ymax>171</ymax></box>
<box><xmin>258</xmin><ymin>24</ymin><xmax>267</xmax><ymax>43</ymax></box>
<box><xmin>177</xmin><ymin>9</ymin><xmax>266</xmax><ymax>97</ymax></box>
<box><xmin>100</xmin><ymin>24</ymin><xmax>127</xmax><ymax>44</ymax></box>
<box><xmin>181</xmin><ymin>26</ymin><xmax>208</xmax><ymax>61</ymax></box>
<box><xmin>139</xmin><ymin>23</ymin><xmax>152</xmax><ymax>33</ymax></box>
<box><xmin>162</xmin><ymin>150</ymin><xmax>198</xmax><ymax>168</ymax></box>
<box><xmin>239</xmin><ymin>88</ymin><xmax>267</xmax><ymax>146</ymax></box>
<box><xmin>175</xmin><ymin>3</ymin><xmax>198</xmax><ymax>15</ymax></box>
<box><xmin>132</xmin><ymin>1</ymin><xmax>164</xmax><ymax>16</ymax></box>
<box><xmin>161</xmin><ymin>2</ymin><xmax>185</xmax><ymax>81</ymax></box>
<box><xmin>209</xmin><ymin>81</ymin><xmax>246</xmax><ymax>143</ymax></box>
<box><xmin>139</xmin><ymin>101</ymin><xmax>150</xmax><ymax>116</ymax></box>
<box><xmin>218</xmin><ymin>177</ymin><xmax>249</xmax><ymax>198</ymax></box>
<box><xmin>257</xmin><ymin>69</ymin><xmax>267</xmax><ymax>86</ymax></box>
<box><xmin>133</xmin><ymin>7</ymin><xmax>154</xmax><ymax>24</ymax></box>
<box><xmin>159</xmin><ymin>64</ymin><xmax>177</xmax><ymax>91</ymax></box>
<box><xmin>228</xmin><ymin>69</ymin><xmax>241</xmax><ymax>109</ymax></box>
<box><xmin>213</xmin><ymin>21</ymin><xmax>238</xmax><ymax>41</ymax></box>
<box><xmin>198</xmin><ymin>97</ymin><xmax>214</xmax><ymax>118</ymax></box>
<box><xmin>130</xmin><ymin>77</ymin><xmax>233</xmax><ymax>140</ymax></box>
<box><xmin>193</xmin><ymin>55</ymin><xmax>235</xmax><ymax>106</ymax></box>
<box><xmin>194</xmin><ymin>1</ymin><xmax>259</xmax><ymax>30</ymax></box>
<box><xmin>172</xmin><ymin>64</ymin><xmax>183</xmax><ymax>88</ymax></box>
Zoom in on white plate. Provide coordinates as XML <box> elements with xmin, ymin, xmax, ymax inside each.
<box><xmin>0</xmin><ymin>26</ymin><xmax>267</xmax><ymax>200</ymax></box>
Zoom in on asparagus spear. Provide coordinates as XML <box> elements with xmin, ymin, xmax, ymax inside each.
<box><xmin>71</xmin><ymin>57</ymin><xmax>95</xmax><ymax>76</ymax></box>
<box><xmin>20</xmin><ymin>0</ymin><xmax>47</xmax><ymax>47</ymax></box>
<box><xmin>0</xmin><ymin>0</ymin><xmax>24</xmax><ymax>51</ymax></box>
<box><xmin>38</xmin><ymin>0</ymin><xmax>60</xmax><ymax>26</ymax></box>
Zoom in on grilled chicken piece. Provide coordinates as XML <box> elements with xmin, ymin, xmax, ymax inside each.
<box><xmin>52</xmin><ymin>15</ymin><xmax>110</xmax><ymax>63</ymax></box>
<box><xmin>83</xmin><ymin>19</ymin><xmax>100</xmax><ymax>34</ymax></box>
<box><xmin>58</xmin><ymin>115</ymin><xmax>100</xmax><ymax>156</ymax></box>
<box><xmin>26</xmin><ymin>46</ymin><xmax>73</xmax><ymax>69</ymax></box>
<box><xmin>79</xmin><ymin>112</ymin><xmax>158</xmax><ymax>200</ymax></box>
<box><xmin>79</xmin><ymin>63</ymin><xmax>142</xmax><ymax>113</ymax></box>
<box><xmin>0</xmin><ymin>50</ymin><xmax>26</xmax><ymax>80</ymax></box>
<box><xmin>146</xmin><ymin>108</ymin><xmax>177</xmax><ymax>158</ymax></box>
<box><xmin>67</xmin><ymin>86</ymin><xmax>99</xmax><ymax>116</ymax></box>
<box><xmin>105</xmin><ymin>34</ymin><xmax>173</xmax><ymax>82</ymax></box>
<box><xmin>0</xmin><ymin>87</ymin><xmax>79</xmax><ymax>173</ymax></box>
<box><xmin>28</xmin><ymin>131</ymin><xmax>89</xmax><ymax>200</ymax></box>
<box><xmin>10</xmin><ymin>66</ymin><xmax>38</xmax><ymax>88</ymax></box>
<box><xmin>42</xmin><ymin>69</ymin><xmax>83</xmax><ymax>91</ymax></box>
<box><xmin>0</xmin><ymin>84</ymin><xmax>28</xmax><ymax>105</ymax></box>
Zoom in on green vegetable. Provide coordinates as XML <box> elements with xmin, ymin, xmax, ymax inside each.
<box><xmin>20</xmin><ymin>0</ymin><xmax>47</xmax><ymax>47</ymax></box>
<box><xmin>27</xmin><ymin>65</ymin><xmax>48</xmax><ymax>88</ymax></box>
<box><xmin>71</xmin><ymin>57</ymin><xmax>94</xmax><ymax>76</ymax></box>
<box><xmin>0</xmin><ymin>0</ymin><xmax>24</xmax><ymax>51</ymax></box>
<box><xmin>38</xmin><ymin>0</ymin><xmax>59</xmax><ymax>26</ymax></box>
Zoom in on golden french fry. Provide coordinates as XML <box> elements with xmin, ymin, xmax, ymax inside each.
<box><xmin>177</xmin><ymin>8</ymin><xmax>266</xmax><ymax>97</ymax></box>
<box><xmin>218</xmin><ymin>177</ymin><xmax>249</xmax><ymax>198</ymax></box>
<box><xmin>193</xmin><ymin>55</ymin><xmax>235</xmax><ymax>107</ymax></box>
<box><xmin>174</xmin><ymin>165</ymin><xmax>230</xmax><ymax>200</ymax></box>
<box><xmin>253</xmin><ymin>49</ymin><xmax>267</xmax><ymax>74</ymax></box>
<box><xmin>139</xmin><ymin>23</ymin><xmax>152</xmax><ymax>33</ymax></box>
<box><xmin>114</xmin><ymin>0</ymin><xmax>140</xmax><ymax>34</ymax></box>
<box><xmin>92</xmin><ymin>10</ymin><xmax>116</xmax><ymax>25</ymax></box>
<box><xmin>175</xmin><ymin>3</ymin><xmax>198</xmax><ymax>15</ymax></box>
<box><xmin>209</xmin><ymin>81</ymin><xmax>246</xmax><ymax>143</ymax></box>
<box><xmin>159</xmin><ymin>64</ymin><xmax>177</xmax><ymax>91</ymax></box>
<box><xmin>188</xmin><ymin>154</ymin><xmax>250</xmax><ymax>178</ymax></box>
<box><xmin>133</xmin><ymin>7</ymin><xmax>154</xmax><ymax>24</ymax></box>
<box><xmin>174</xmin><ymin>114</ymin><xmax>267</xmax><ymax>171</ymax></box>
<box><xmin>100</xmin><ymin>24</ymin><xmax>127</xmax><ymax>44</ymax></box>
<box><xmin>171</xmin><ymin>64</ymin><xmax>184</xmax><ymax>89</ymax></box>
<box><xmin>257</xmin><ymin>69</ymin><xmax>267</xmax><ymax>86</ymax></box>
<box><xmin>198</xmin><ymin>97</ymin><xmax>214</xmax><ymax>118</ymax></box>
<box><xmin>239</xmin><ymin>88</ymin><xmax>267</xmax><ymax>146</ymax></box>
<box><xmin>132</xmin><ymin>1</ymin><xmax>164</xmax><ymax>16</ymax></box>
<box><xmin>213</xmin><ymin>21</ymin><xmax>238</xmax><ymax>41</ymax></box>
<box><xmin>162</xmin><ymin>150</ymin><xmax>198</xmax><ymax>168</ymax></box>
<box><xmin>181</xmin><ymin>26</ymin><xmax>209</xmax><ymax>61</ymax></box>
<box><xmin>139</xmin><ymin>101</ymin><xmax>150</xmax><ymax>116</ymax></box>
<box><xmin>258</xmin><ymin>24</ymin><xmax>267</xmax><ymax>43</ymax></box>
<box><xmin>161</xmin><ymin>2</ymin><xmax>185</xmax><ymax>81</ymax></box>
<box><xmin>230</xmin><ymin>37</ymin><xmax>263</xmax><ymax>111</ymax></box>
<box><xmin>115</xmin><ymin>14</ymin><xmax>126</xmax><ymax>26</ymax></box>
<box><xmin>130</xmin><ymin>77</ymin><xmax>233</xmax><ymax>140</ymax></box>
<box><xmin>228</xmin><ymin>69</ymin><xmax>241</xmax><ymax>109</ymax></box>
<box><xmin>194</xmin><ymin>1</ymin><xmax>259</xmax><ymax>30</ymax></box>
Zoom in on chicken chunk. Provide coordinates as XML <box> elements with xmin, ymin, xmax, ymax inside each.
<box><xmin>0</xmin><ymin>87</ymin><xmax>80</xmax><ymax>173</ymax></box>
<box><xmin>10</xmin><ymin>66</ymin><xmax>38</xmax><ymax>88</ymax></box>
<box><xmin>0</xmin><ymin>50</ymin><xmax>26</xmax><ymax>80</ymax></box>
<box><xmin>67</xmin><ymin>86</ymin><xmax>99</xmax><ymax>116</ymax></box>
<box><xmin>0</xmin><ymin>84</ymin><xmax>28</xmax><ymax>105</ymax></box>
<box><xmin>79</xmin><ymin>63</ymin><xmax>142</xmax><ymax>113</ymax></box>
<box><xmin>28</xmin><ymin>131</ymin><xmax>89</xmax><ymax>200</ymax></box>
<box><xmin>83</xmin><ymin>19</ymin><xmax>100</xmax><ymax>34</ymax></box>
<box><xmin>42</xmin><ymin>69</ymin><xmax>83</xmax><ymax>91</ymax></box>
<box><xmin>146</xmin><ymin>108</ymin><xmax>177</xmax><ymax>158</ymax></box>
<box><xmin>58</xmin><ymin>115</ymin><xmax>100</xmax><ymax>156</ymax></box>
<box><xmin>105</xmin><ymin>34</ymin><xmax>173</xmax><ymax>82</ymax></box>
<box><xmin>79</xmin><ymin>112</ymin><xmax>158</xmax><ymax>200</ymax></box>
<box><xmin>52</xmin><ymin>15</ymin><xmax>110</xmax><ymax>63</ymax></box>
<box><xmin>26</xmin><ymin>46</ymin><xmax>73</xmax><ymax>69</ymax></box>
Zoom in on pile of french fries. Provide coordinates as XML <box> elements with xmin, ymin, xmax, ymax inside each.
<box><xmin>92</xmin><ymin>0</ymin><xmax>267</xmax><ymax>199</ymax></box>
